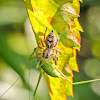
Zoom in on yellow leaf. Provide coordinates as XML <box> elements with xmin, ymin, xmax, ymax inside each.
<box><xmin>24</xmin><ymin>0</ymin><xmax>82</xmax><ymax>99</ymax></box>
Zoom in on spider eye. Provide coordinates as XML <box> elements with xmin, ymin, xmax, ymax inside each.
<box><xmin>51</xmin><ymin>30</ymin><xmax>53</xmax><ymax>32</ymax></box>
<box><xmin>48</xmin><ymin>34</ymin><xmax>51</xmax><ymax>37</ymax></box>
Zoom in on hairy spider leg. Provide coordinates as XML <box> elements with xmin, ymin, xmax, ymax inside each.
<box><xmin>40</xmin><ymin>27</ymin><xmax>48</xmax><ymax>47</ymax></box>
<box><xmin>54</xmin><ymin>33</ymin><xmax>60</xmax><ymax>47</ymax></box>
<box><xmin>44</xmin><ymin>27</ymin><xmax>47</xmax><ymax>41</ymax></box>
<box><xmin>40</xmin><ymin>38</ymin><xmax>45</xmax><ymax>47</ymax></box>
<box><xmin>38</xmin><ymin>43</ymin><xmax>44</xmax><ymax>49</ymax></box>
<box><xmin>51</xmin><ymin>54</ymin><xmax>58</xmax><ymax>65</ymax></box>
<box><xmin>53</xmin><ymin>57</ymin><xmax>57</xmax><ymax>65</ymax></box>
<box><xmin>52</xmin><ymin>54</ymin><xmax>59</xmax><ymax>60</ymax></box>
<box><xmin>53</xmin><ymin>49</ymin><xmax>61</xmax><ymax>54</ymax></box>
<box><xmin>54</xmin><ymin>54</ymin><xmax>59</xmax><ymax>60</ymax></box>
<box><xmin>52</xmin><ymin>54</ymin><xmax>59</xmax><ymax>65</ymax></box>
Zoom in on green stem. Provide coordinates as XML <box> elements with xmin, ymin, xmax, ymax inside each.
<box><xmin>72</xmin><ymin>79</ymin><xmax>100</xmax><ymax>85</ymax></box>
<box><xmin>53</xmin><ymin>64</ymin><xmax>100</xmax><ymax>85</ymax></box>
<box><xmin>34</xmin><ymin>69</ymin><xmax>44</xmax><ymax>97</ymax></box>
<box><xmin>53</xmin><ymin>64</ymin><xmax>73</xmax><ymax>84</ymax></box>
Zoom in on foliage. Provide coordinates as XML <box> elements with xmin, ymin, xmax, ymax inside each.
<box><xmin>24</xmin><ymin>0</ymin><xmax>83</xmax><ymax>99</ymax></box>
<box><xmin>0</xmin><ymin>0</ymin><xmax>100</xmax><ymax>100</ymax></box>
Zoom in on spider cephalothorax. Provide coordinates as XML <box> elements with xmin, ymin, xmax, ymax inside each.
<box><xmin>45</xmin><ymin>30</ymin><xmax>57</xmax><ymax>48</ymax></box>
<box><xmin>38</xmin><ymin>29</ymin><xmax>61</xmax><ymax>65</ymax></box>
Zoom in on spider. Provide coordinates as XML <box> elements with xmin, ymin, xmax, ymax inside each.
<box><xmin>37</xmin><ymin>29</ymin><xmax>61</xmax><ymax>65</ymax></box>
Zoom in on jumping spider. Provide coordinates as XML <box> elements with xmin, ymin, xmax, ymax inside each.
<box><xmin>37</xmin><ymin>29</ymin><xmax>61</xmax><ymax>65</ymax></box>
<box><xmin>30</xmin><ymin>29</ymin><xmax>61</xmax><ymax>65</ymax></box>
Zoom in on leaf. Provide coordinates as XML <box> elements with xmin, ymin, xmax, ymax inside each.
<box><xmin>69</xmin><ymin>49</ymin><xmax>79</xmax><ymax>72</ymax></box>
<box><xmin>24</xmin><ymin>0</ymin><xmax>82</xmax><ymax>99</ymax></box>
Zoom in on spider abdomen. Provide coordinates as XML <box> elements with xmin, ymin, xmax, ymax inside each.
<box><xmin>43</xmin><ymin>48</ymin><xmax>53</xmax><ymax>59</ymax></box>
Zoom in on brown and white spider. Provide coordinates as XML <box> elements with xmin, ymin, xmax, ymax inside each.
<box><xmin>37</xmin><ymin>29</ymin><xmax>61</xmax><ymax>65</ymax></box>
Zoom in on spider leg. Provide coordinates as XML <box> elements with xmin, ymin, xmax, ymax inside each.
<box><xmin>53</xmin><ymin>54</ymin><xmax>59</xmax><ymax>60</ymax></box>
<box><xmin>44</xmin><ymin>27</ymin><xmax>47</xmax><ymax>41</ymax></box>
<box><xmin>54</xmin><ymin>33</ymin><xmax>60</xmax><ymax>47</ymax></box>
<box><xmin>53</xmin><ymin>57</ymin><xmax>57</xmax><ymax>65</ymax></box>
<box><xmin>40</xmin><ymin>27</ymin><xmax>47</xmax><ymax>47</ymax></box>
<box><xmin>53</xmin><ymin>49</ymin><xmax>61</xmax><ymax>54</ymax></box>
<box><xmin>36</xmin><ymin>53</ymin><xmax>41</xmax><ymax>62</ymax></box>
<box><xmin>38</xmin><ymin>43</ymin><xmax>43</xmax><ymax>49</ymax></box>
<box><xmin>40</xmin><ymin>38</ymin><xmax>45</xmax><ymax>47</ymax></box>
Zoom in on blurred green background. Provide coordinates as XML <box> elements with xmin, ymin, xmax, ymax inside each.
<box><xmin>0</xmin><ymin>0</ymin><xmax>100</xmax><ymax>100</ymax></box>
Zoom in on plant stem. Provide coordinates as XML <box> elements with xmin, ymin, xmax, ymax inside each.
<box><xmin>53</xmin><ymin>63</ymin><xmax>100</xmax><ymax>85</ymax></box>
<box><xmin>34</xmin><ymin>69</ymin><xmax>44</xmax><ymax>97</ymax></box>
